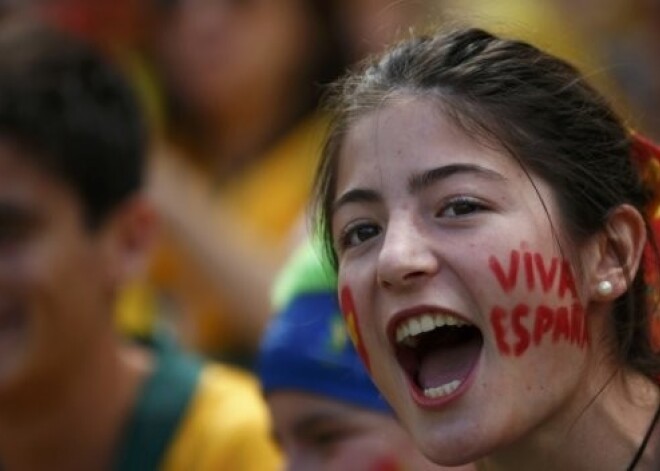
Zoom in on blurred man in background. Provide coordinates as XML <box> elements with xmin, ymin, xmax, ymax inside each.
<box><xmin>0</xmin><ymin>16</ymin><xmax>280</xmax><ymax>470</ymax></box>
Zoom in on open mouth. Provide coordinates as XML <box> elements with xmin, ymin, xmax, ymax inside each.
<box><xmin>392</xmin><ymin>312</ymin><xmax>483</xmax><ymax>404</ymax></box>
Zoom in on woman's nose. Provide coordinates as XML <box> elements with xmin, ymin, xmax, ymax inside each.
<box><xmin>376</xmin><ymin>219</ymin><xmax>439</xmax><ymax>289</ymax></box>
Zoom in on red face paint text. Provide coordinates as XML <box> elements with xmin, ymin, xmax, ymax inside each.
<box><xmin>488</xmin><ymin>249</ymin><xmax>589</xmax><ymax>356</ymax></box>
<box><xmin>340</xmin><ymin>286</ymin><xmax>371</xmax><ymax>371</ymax></box>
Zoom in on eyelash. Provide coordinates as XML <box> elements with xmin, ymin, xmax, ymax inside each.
<box><xmin>436</xmin><ymin>195</ymin><xmax>488</xmax><ymax>218</ymax></box>
<box><xmin>337</xmin><ymin>221</ymin><xmax>381</xmax><ymax>251</ymax></box>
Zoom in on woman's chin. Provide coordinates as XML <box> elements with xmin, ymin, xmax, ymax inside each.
<box><xmin>405</xmin><ymin>413</ymin><xmax>491</xmax><ymax>467</ymax></box>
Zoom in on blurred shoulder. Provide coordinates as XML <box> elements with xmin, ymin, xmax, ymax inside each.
<box><xmin>162</xmin><ymin>362</ymin><xmax>281</xmax><ymax>471</ymax></box>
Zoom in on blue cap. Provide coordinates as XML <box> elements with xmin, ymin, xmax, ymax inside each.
<box><xmin>257</xmin><ymin>242</ymin><xmax>391</xmax><ymax>413</ymax></box>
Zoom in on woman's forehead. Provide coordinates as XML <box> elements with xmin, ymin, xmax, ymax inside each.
<box><xmin>336</xmin><ymin>99</ymin><xmax>522</xmax><ymax>189</ymax></box>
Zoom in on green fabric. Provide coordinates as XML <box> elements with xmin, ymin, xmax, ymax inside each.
<box><xmin>271</xmin><ymin>240</ymin><xmax>337</xmax><ymax>312</ymax></box>
<box><xmin>113</xmin><ymin>339</ymin><xmax>203</xmax><ymax>471</ymax></box>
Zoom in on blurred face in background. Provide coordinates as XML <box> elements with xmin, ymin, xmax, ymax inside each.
<box><xmin>268</xmin><ymin>390</ymin><xmax>454</xmax><ymax>471</ymax></box>
<box><xmin>340</xmin><ymin>0</ymin><xmax>428</xmax><ymax>61</ymax></box>
<box><xmin>0</xmin><ymin>140</ymin><xmax>116</xmax><ymax>396</ymax></box>
<box><xmin>156</xmin><ymin>0</ymin><xmax>316</xmax><ymax>118</ymax></box>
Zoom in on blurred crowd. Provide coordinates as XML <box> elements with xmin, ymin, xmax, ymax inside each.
<box><xmin>26</xmin><ymin>0</ymin><xmax>441</xmax><ymax>364</ymax></box>
<box><xmin>0</xmin><ymin>0</ymin><xmax>658</xmax><ymax>469</ymax></box>
<box><xmin>14</xmin><ymin>0</ymin><xmax>658</xmax><ymax>363</ymax></box>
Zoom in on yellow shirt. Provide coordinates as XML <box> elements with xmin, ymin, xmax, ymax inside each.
<box><xmin>163</xmin><ymin>364</ymin><xmax>281</xmax><ymax>471</ymax></box>
<box><xmin>114</xmin><ymin>342</ymin><xmax>280</xmax><ymax>470</ymax></box>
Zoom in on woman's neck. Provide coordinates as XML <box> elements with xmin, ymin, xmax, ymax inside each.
<box><xmin>478</xmin><ymin>367</ymin><xmax>660</xmax><ymax>471</ymax></box>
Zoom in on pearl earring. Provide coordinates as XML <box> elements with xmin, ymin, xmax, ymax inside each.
<box><xmin>597</xmin><ymin>280</ymin><xmax>613</xmax><ymax>296</ymax></box>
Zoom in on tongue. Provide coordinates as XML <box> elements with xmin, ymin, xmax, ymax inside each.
<box><xmin>418</xmin><ymin>334</ymin><xmax>482</xmax><ymax>390</ymax></box>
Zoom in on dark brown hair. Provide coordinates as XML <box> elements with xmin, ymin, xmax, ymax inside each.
<box><xmin>312</xmin><ymin>28</ymin><xmax>660</xmax><ymax>377</ymax></box>
<box><xmin>0</xmin><ymin>16</ymin><xmax>146</xmax><ymax>228</ymax></box>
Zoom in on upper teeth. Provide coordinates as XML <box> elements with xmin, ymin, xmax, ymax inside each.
<box><xmin>395</xmin><ymin>313</ymin><xmax>468</xmax><ymax>346</ymax></box>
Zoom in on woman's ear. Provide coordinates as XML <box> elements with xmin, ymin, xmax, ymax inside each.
<box><xmin>589</xmin><ymin>204</ymin><xmax>647</xmax><ymax>301</ymax></box>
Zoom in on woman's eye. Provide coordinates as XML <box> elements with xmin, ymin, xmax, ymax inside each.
<box><xmin>339</xmin><ymin>223</ymin><xmax>381</xmax><ymax>249</ymax></box>
<box><xmin>438</xmin><ymin>197</ymin><xmax>486</xmax><ymax>217</ymax></box>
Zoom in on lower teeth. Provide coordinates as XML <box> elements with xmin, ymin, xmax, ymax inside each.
<box><xmin>423</xmin><ymin>379</ymin><xmax>461</xmax><ymax>398</ymax></box>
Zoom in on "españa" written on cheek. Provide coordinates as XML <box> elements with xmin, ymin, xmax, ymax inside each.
<box><xmin>488</xmin><ymin>249</ymin><xmax>589</xmax><ymax>356</ymax></box>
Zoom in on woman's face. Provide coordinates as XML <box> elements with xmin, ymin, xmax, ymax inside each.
<box><xmin>331</xmin><ymin>97</ymin><xmax>599</xmax><ymax>466</ymax></box>
<box><xmin>268</xmin><ymin>391</ymin><xmax>446</xmax><ymax>471</ymax></box>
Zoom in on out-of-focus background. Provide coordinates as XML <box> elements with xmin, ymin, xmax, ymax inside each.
<box><xmin>7</xmin><ymin>0</ymin><xmax>659</xmax><ymax>367</ymax></box>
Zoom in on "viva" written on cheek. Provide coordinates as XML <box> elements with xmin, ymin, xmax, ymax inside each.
<box><xmin>488</xmin><ymin>249</ymin><xmax>589</xmax><ymax>356</ymax></box>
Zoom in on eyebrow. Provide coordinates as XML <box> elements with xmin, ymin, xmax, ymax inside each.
<box><xmin>332</xmin><ymin>188</ymin><xmax>382</xmax><ymax>214</ymax></box>
<box><xmin>408</xmin><ymin>163</ymin><xmax>506</xmax><ymax>193</ymax></box>
<box><xmin>332</xmin><ymin>163</ymin><xmax>505</xmax><ymax>215</ymax></box>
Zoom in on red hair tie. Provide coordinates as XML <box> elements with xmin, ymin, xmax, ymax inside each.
<box><xmin>630</xmin><ymin>131</ymin><xmax>660</xmax><ymax>351</ymax></box>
